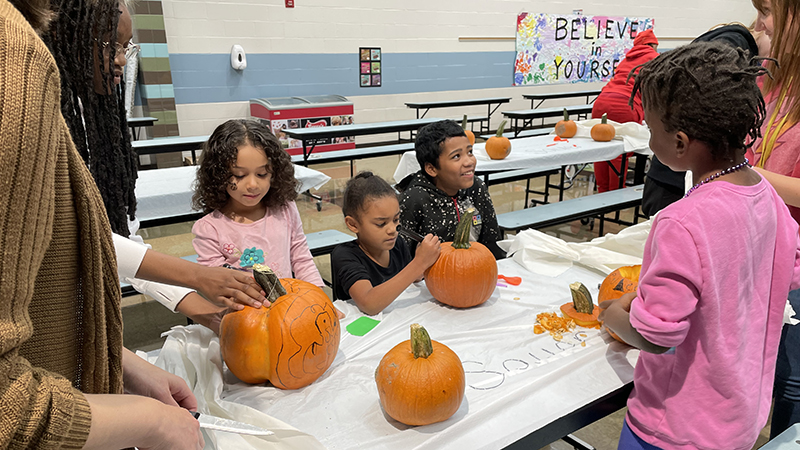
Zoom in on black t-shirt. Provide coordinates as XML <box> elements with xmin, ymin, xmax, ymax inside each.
<box><xmin>331</xmin><ymin>236</ymin><xmax>413</xmax><ymax>301</ymax></box>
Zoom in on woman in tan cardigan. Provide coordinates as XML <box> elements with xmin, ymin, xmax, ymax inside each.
<box><xmin>0</xmin><ymin>0</ymin><xmax>203</xmax><ymax>448</ymax></box>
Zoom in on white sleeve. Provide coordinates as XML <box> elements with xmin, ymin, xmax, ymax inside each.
<box><xmin>113</xmin><ymin>233</ymin><xmax>195</xmax><ymax>312</ymax></box>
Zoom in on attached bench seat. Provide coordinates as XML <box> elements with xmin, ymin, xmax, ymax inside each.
<box><xmin>497</xmin><ymin>185</ymin><xmax>644</xmax><ymax>236</ymax></box>
<box><xmin>483</xmin><ymin>165</ymin><xmax>562</xmax><ymax>206</ymax></box>
<box><xmin>121</xmin><ymin>229</ymin><xmax>355</xmax><ymax>297</ymax></box>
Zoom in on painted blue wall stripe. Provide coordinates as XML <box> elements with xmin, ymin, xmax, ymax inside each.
<box><xmin>168</xmin><ymin>51</ymin><xmax>516</xmax><ymax>104</ymax></box>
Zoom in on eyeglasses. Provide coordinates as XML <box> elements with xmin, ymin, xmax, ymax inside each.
<box><xmin>97</xmin><ymin>39</ymin><xmax>140</xmax><ymax>60</ymax></box>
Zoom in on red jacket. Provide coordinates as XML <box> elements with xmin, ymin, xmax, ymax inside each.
<box><xmin>599</xmin><ymin>45</ymin><xmax>660</xmax><ymax>115</ymax></box>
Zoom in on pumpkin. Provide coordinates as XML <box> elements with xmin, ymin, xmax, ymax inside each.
<box><xmin>598</xmin><ymin>265</ymin><xmax>641</xmax><ymax>343</ymax></box>
<box><xmin>219</xmin><ymin>264</ymin><xmax>340</xmax><ymax>389</ymax></box>
<box><xmin>462</xmin><ymin>114</ymin><xmax>475</xmax><ymax>145</ymax></box>
<box><xmin>424</xmin><ymin>208</ymin><xmax>497</xmax><ymax>308</ymax></box>
<box><xmin>485</xmin><ymin>120</ymin><xmax>511</xmax><ymax>160</ymax></box>
<box><xmin>375</xmin><ymin>323</ymin><xmax>465</xmax><ymax>426</ymax></box>
<box><xmin>560</xmin><ymin>282</ymin><xmax>600</xmax><ymax>327</ymax></box>
<box><xmin>590</xmin><ymin>113</ymin><xmax>616</xmax><ymax>142</ymax></box>
<box><xmin>555</xmin><ymin>108</ymin><xmax>577</xmax><ymax>138</ymax></box>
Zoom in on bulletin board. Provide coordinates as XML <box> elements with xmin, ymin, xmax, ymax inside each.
<box><xmin>514</xmin><ymin>13</ymin><xmax>654</xmax><ymax>86</ymax></box>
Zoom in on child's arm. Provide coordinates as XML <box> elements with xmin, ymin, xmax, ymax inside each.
<box><xmin>599</xmin><ymin>294</ymin><xmax>671</xmax><ymax>354</ymax></box>
<box><xmin>348</xmin><ymin>234</ymin><xmax>441</xmax><ymax>315</ymax></box>
<box><xmin>754</xmin><ymin>167</ymin><xmax>800</xmax><ymax>208</ymax></box>
<box><xmin>286</xmin><ymin>202</ymin><xmax>325</xmax><ymax>286</ymax></box>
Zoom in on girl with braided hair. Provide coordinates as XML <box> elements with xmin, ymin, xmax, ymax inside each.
<box><xmin>599</xmin><ymin>41</ymin><xmax>800</xmax><ymax>450</ymax></box>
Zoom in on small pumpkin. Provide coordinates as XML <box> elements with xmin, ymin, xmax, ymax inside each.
<box><xmin>219</xmin><ymin>264</ymin><xmax>340</xmax><ymax>389</ymax></box>
<box><xmin>425</xmin><ymin>208</ymin><xmax>497</xmax><ymax>308</ymax></box>
<box><xmin>462</xmin><ymin>114</ymin><xmax>475</xmax><ymax>145</ymax></box>
<box><xmin>590</xmin><ymin>113</ymin><xmax>616</xmax><ymax>142</ymax></box>
<box><xmin>485</xmin><ymin>120</ymin><xmax>512</xmax><ymax>160</ymax></box>
<box><xmin>555</xmin><ymin>108</ymin><xmax>577</xmax><ymax>138</ymax></box>
<box><xmin>375</xmin><ymin>324</ymin><xmax>465</xmax><ymax>426</ymax></box>
<box><xmin>598</xmin><ymin>265</ymin><xmax>641</xmax><ymax>343</ymax></box>
<box><xmin>560</xmin><ymin>282</ymin><xmax>600</xmax><ymax>327</ymax></box>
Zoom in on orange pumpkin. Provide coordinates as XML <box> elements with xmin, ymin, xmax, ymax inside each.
<box><xmin>598</xmin><ymin>265</ymin><xmax>641</xmax><ymax>343</ymax></box>
<box><xmin>375</xmin><ymin>323</ymin><xmax>465</xmax><ymax>426</ymax></box>
<box><xmin>425</xmin><ymin>208</ymin><xmax>497</xmax><ymax>308</ymax></box>
<box><xmin>485</xmin><ymin>120</ymin><xmax>511</xmax><ymax>160</ymax></box>
<box><xmin>462</xmin><ymin>114</ymin><xmax>475</xmax><ymax>145</ymax></box>
<box><xmin>555</xmin><ymin>108</ymin><xmax>577</xmax><ymax>138</ymax></box>
<box><xmin>590</xmin><ymin>113</ymin><xmax>616</xmax><ymax>142</ymax></box>
<box><xmin>560</xmin><ymin>282</ymin><xmax>600</xmax><ymax>327</ymax></box>
<box><xmin>219</xmin><ymin>264</ymin><xmax>340</xmax><ymax>389</ymax></box>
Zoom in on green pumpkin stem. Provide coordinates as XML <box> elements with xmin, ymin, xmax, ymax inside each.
<box><xmin>252</xmin><ymin>264</ymin><xmax>287</xmax><ymax>302</ymax></box>
<box><xmin>569</xmin><ymin>282</ymin><xmax>595</xmax><ymax>314</ymax></box>
<box><xmin>496</xmin><ymin>120</ymin><xmax>507</xmax><ymax>137</ymax></box>
<box><xmin>563</xmin><ymin>108</ymin><xmax>570</xmax><ymax>121</ymax></box>
<box><xmin>462</xmin><ymin>114</ymin><xmax>468</xmax><ymax>131</ymax></box>
<box><xmin>410</xmin><ymin>323</ymin><xmax>433</xmax><ymax>359</ymax></box>
<box><xmin>452</xmin><ymin>208</ymin><xmax>475</xmax><ymax>249</ymax></box>
<box><xmin>601</xmin><ymin>113</ymin><xmax>608</xmax><ymax>125</ymax></box>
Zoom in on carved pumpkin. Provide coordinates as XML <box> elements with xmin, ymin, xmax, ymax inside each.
<box><xmin>425</xmin><ymin>208</ymin><xmax>497</xmax><ymax>308</ymax></box>
<box><xmin>560</xmin><ymin>282</ymin><xmax>600</xmax><ymax>327</ymax></box>
<box><xmin>462</xmin><ymin>114</ymin><xmax>475</xmax><ymax>145</ymax></box>
<box><xmin>219</xmin><ymin>264</ymin><xmax>340</xmax><ymax>389</ymax></box>
<box><xmin>485</xmin><ymin>120</ymin><xmax>511</xmax><ymax>160</ymax></box>
<box><xmin>590</xmin><ymin>113</ymin><xmax>616</xmax><ymax>142</ymax></box>
<box><xmin>598</xmin><ymin>265</ymin><xmax>641</xmax><ymax>343</ymax></box>
<box><xmin>555</xmin><ymin>108</ymin><xmax>577</xmax><ymax>138</ymax></box>
<box><xmin>375</xmin><ymin>324</ymin><xmax>465</xmax><ymax>426</ymax></box>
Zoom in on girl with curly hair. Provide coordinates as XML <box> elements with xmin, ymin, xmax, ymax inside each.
<box><xmin>192</xmin><ymin>119</ymin><xmax>323</xmax><ymax>286</ymax></box>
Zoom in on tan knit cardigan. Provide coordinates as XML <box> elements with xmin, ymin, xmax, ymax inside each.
<box><xmin>0</xmin><ymin>1</ymin><xmax>123</xmax><ymax>447</ymax></box>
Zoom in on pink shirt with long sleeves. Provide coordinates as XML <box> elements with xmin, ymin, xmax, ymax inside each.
<box><xmin>626</xmin><ymin>179</ymin><xmax>800</xmax><ymax>450</ymax></box>
<box><xmin>192</xmin><ymin>201</ymin><xmax>324</xmax><ymax>287</ymax></box>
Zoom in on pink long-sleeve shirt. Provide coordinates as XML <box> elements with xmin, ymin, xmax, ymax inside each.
<box><xmin>626</xmin><ymin>179</ymin><xmax>800</xmax><ymax>450</ymax></box>
<box><xmin>192</xmin><ymin>201</ymin><xmax>324</xmax><ymax>287</ymax></box>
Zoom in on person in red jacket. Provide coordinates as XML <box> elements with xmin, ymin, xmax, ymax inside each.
<box><xmin>591</xmin><ymin>29</ymin><xmax>659</xmax><ymax>192</ymax></box>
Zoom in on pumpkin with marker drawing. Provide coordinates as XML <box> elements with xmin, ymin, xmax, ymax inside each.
<box><xmin>219</xmin><ymin>264</ymin><xmax>340</xmax><ymax>389</ymax></box>
<box><xmin>598</xmin><ymin>265</ymin><xmax>641</xmax><ymax>343</ymax></box>
<box><xmin>555</xmin><ymin>108</ymin><xmax>577</xmax><ymax>138</ymax></box>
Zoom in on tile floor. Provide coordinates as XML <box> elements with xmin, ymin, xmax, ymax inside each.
<box><xmin>123</xmin><ymin>154</ymin><xmax>773</xmax><ymax>450</ymax></box>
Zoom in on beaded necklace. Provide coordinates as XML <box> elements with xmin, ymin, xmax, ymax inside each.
<box><xmin>683</xmin><ymin>157</ymin><xmax>750</xmax><ymax>198</ymax></box>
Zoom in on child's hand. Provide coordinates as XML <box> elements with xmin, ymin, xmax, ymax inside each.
<box><xmin>598</xmin><ymin>292</ymin><xmax>636</xmax><ymax>322</ymax></box>
<box><xmin>195</xmin><ymin>266</ymin><xmax>269</xmax><ymax>310</ymax></box>
<box><xmin>415</xmin><ymin>234</ymin><xmax>442</xmax><ymax>270</ymax></box>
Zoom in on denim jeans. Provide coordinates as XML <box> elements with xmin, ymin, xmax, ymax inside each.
<box><xmin>771</xmin><ymin>288</ymin><xmax>800</xmax><ymax>439</ymax></box>
<box><xmin>618</xmin><ymin>419</ymin><xmax>662</xmax><ymax>450</ymax></box>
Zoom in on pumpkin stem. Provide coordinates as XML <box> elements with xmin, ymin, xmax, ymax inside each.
<box><xmin>563</xmin><ymin>108</ymin><xmax>569</xmax><ymax>121</ymax></box>
<box><xmin>451</xmin><ymin>208</ymin><xmax>475</xmax><ymax>249</ymax></box>
<box><xmin>601</xmin><ymin>113</ymin><xmax>608</xmax><ymax>125</ymax></box>
<box><xmin>252</xmin><ymin>264</ymin><xmax>287</xmax><ymax>302</ymax></box>
<box><xmin>410</xmin><ymin>323</ymin><xmax>433</xmax><ymax>359</ymax></box>
<box><xmin>496</xmin><ymin>120</ymin><xmax>507</xmax><ymax>137</ymax></box>
<box><xmin>462</xmin><ymin>114</ymin><xmax>468</xmax><ymax>131</ymax></box>
<box><xmin>570</xmin><ymin>282</ymin><xmax>595</xmax><ymax>314</ymax></box>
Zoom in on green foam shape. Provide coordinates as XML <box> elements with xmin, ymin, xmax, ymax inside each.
<box><xmin>346</xmin><ymin>316</ymin><xmax>381</xmax><ymax>336</ymax></box>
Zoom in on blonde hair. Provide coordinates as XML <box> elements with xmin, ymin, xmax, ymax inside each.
<box><xmin>761</xmin><ymin>0</ymin><xmax>800</xmax><ymax>122</ymax></box>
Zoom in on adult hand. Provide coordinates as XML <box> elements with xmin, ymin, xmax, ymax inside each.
<box><xmin>123</xmin><ymin>349</ymin><xmax>198</xmax><ymax>411</ymax></box>
<box><xmin>195</xmin><ymin>265</ymin><xmax>269</xmax><ymax>310</ymax></box>
<box><xmin>140</xmin><ymin>404</ymin><xmax>204</xmax><ymax>450</ymax></box>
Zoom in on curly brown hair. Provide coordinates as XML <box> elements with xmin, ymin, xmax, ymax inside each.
<box><xmin>192</xmin><ymin>119</ymin><xmax>298</xmax><ymax>214</ymax></box>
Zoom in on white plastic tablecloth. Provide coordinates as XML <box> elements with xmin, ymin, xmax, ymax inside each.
<box><xmin>154</xmin><ymin>258</ymin><xmax>640</xmax><ymax>450</ymax></box>
<box><xmin>393</xmin><ymin>135</ymin><xmax>649</xmax><ymax>183</ymax></box>
<box><xmin>135</xmin><ymin>165</ymin><xmax>331</xmax><ymax>223</ymax></box>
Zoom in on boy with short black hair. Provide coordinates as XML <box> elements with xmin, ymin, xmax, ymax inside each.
<box><xmin>398</xmin><ymin>119</ymin><xmax>505</xmax><ymax>259</ymax></box>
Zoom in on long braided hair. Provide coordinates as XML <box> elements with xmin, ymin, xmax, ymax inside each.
<box><xmin>42</xmin><ymin>0</ymin><xmax>138</xmax><ymax>236</ymax></box>
<box><xmin>630</xmin><ymin>41</ymin><xmax>771</xmax><ymax>161</ymax></box>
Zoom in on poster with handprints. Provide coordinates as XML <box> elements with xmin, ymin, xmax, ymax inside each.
<box><xmin>514</xmin><ymin>13</ymin><xmax>654</xmax><ymax>85</ymax></box>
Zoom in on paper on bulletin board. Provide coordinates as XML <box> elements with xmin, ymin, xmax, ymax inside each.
<box><xmin>514</xmin><ymin>13</ymin><xmax>654</xmax><ymax>86</ymax></box>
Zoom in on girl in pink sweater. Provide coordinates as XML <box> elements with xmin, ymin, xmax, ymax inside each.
<box><xmin>192</xmin><ymin>119</ymin><xmax>323</xmax><ymax>289</ymax></box>
<box><xmin>600</xmin><ymin>42</ymin><xmax>800</xmax><ymax>449</ymax></box>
